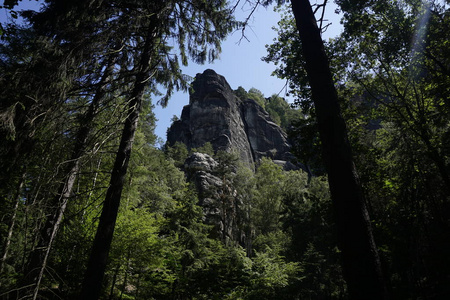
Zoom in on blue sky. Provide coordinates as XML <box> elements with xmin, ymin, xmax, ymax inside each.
<box><xmin>154</xmin><ymin>2</ymin><xmax>342</xmax><ymax>145</ymax></box>
<box><xmin>1</xmin><ymin>1</ymin><xmax>342</xmax><ymax>145</ymax></box>
<box><xmin>154</xmin><ymin>4</ymin><xmax>289</xmax><ymax>144</ymax></box>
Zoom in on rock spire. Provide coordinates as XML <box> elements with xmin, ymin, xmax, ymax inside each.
<box><xmin>167</xmin><ymin>69</ymin><xmax>294</xmax><ymax>168</ymax></box>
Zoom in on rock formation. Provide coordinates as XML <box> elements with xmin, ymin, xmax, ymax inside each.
<box><xmin>167</xmin><ymin>69</ymin><xmax>294</xmax><ymax>168</ymax></box>
<box><xmin>167</xmin><ymin>69</ymin><xmax>299</xmax><ymax>245</ymax></box>
<box><xmin>183</xmin><ymin>152</ymin><xmax>244</xmax><ymax>244</ymax></box>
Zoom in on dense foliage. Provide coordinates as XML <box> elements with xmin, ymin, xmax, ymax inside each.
<box><xmin>265</xmin><ymin>0</ymin><xmax>450</xmax><ymax>298</ymax></box>
<box><xmin>1</xmin><ymin>0</ymin><xmax>449</xmax><ymax>299</ymax></box>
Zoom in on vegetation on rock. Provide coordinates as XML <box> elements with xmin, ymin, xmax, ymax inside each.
<box><xmin>0</xmin><ymin>0</ymin><xmax>449</xmax><ymax>299</ymax></box>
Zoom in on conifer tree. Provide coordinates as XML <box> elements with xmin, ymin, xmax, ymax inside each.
<box><xmin>288</xmin><ymin>1</ymin><xmax>388</xmax><ymax>298</ymax></box>
<box><xmin>79</xmin><ymin>1</ymin><xmax>236</xmax><ymax>298</ymax></box>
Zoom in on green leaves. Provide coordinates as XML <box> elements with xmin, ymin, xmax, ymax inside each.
<box><xmin>247</xmin><ymin>246</ymin><xmax>300</xmax><ymax>298</ymax></box>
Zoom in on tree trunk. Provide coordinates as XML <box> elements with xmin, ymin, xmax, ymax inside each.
<box><xmin>119</xmin><ymin>254</ymin><xmax>131</xmax><ymax>300</ymax></box>
<box><xmin>18</xmin><ymin>55</ymin><xmax>117</xmax><ymax>298</ymax></box>
<box><xmin>289</xmin><ymin>1</ymin><xmax>389</xmax><ymax>299</ymax></box>
<box><xmin>79</xmin><ymin>26</ymin><xmax>156</xmax><ymax>300</ymax></box>
<box><xmin>0</xmin><ymin>172</ymin><xmax>25</xmax><ymax>273</ymax></box>
<box><xmin>108</xmin><ymin>263</ymin><xmax>121</xmax><ymax>300</ymax></box>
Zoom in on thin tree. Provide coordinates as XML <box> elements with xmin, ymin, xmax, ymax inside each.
<box><xmin>20</xmin><ymin>54</ymin><xmax>118</xmax><ymax>299</ymax></box>
<box><xmin>0</xmin><ymin>172</ymin><xmax>25</xmax><ymax>273</ymax></box>
<box><xmin>79</xmin><ymin>17</ymin><xmax>161</xmax><ymax>299</ymax></box>
<box><xmin>288</xmin><ymin>0</ymin><xmax>388</xmax><ymax>299</ymax></box>
<box><xmin>79</xmin><ymin>0</ymin><xmax>235</xmax><ymax>296</ymax></box>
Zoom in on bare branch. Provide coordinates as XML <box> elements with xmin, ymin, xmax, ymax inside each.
<box><xmin>238</xmin><ymin>0</ymin><xmax>262</xmax><ymax>44</ymax></box>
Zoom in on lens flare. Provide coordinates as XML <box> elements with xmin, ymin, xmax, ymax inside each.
<box><xmin>409</xmin><ymin>1</ymin><xmax>432</xmax><ymax>80</ymax></box>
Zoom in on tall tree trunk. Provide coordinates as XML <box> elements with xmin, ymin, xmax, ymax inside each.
<box><xmin>18</xmin><ymin>55</ymin><xmax>117</xmax><ymax>298</ymax></box>
<box><xmin>289</xmin><ymin>1</ymin><xmax>389</xmax><ymax>299</ymax></box>
<box><xmin>108</xmin><ymin>262</ymin><xmax>121</xmax><ymax>300</ymax></box>
<box><xmin>79</xmin><ymin>26</ymin><xmax>156</xmax><ymax>300</ymax></box>
<box><xmin>0</xmin><ymin>172</ymin><xmax>25</xmax><ymax>273</ymax></box>
<box><xmin>119</xmin><ymin>253</ymin><xmax>131</xmax><ymax>300</ymax></box>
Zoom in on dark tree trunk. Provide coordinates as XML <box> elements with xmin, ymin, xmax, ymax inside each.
<box><xmin>0</xmin><ymin>172</ymin><xmax>25</xmax><ymax>273</ymax></box>
<box><xmin>289</xmin><ymin>1</ymin><xmax>389</xmax><ymax>299</ymax></box>
<box><xmin>18</xmin><ymin>55</ymin><xmax>117</xmax><ymax>299</ymax></box>
<box><xmin>79</xmin><ymin>26</ymin><xmax>156</xmax><ymax>300</ymax></box>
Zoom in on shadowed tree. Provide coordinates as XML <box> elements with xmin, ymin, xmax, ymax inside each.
<box><xmin>79</xmin><ymin>1</ymin><xmax>236</xmax><ymax>298</ymax></box>
<box><xmin>287</xmin><ymin>1</ymin><xmax>388</xmax><ymax>299</ymax></box>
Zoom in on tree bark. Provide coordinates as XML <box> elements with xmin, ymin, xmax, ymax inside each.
<box><xmin>289</xmin><ymin>1</ymin><xmax>389</xmax><ymax>299</ymax></box>
<box><xmin>18</xmin><ymin>55</ymin><xmax>117</xmax><ymax>299</ymax></box>
<box><xmin>79</xmin><ymin>25</ymin><xmax>157</xmax><ymax>300</ymax></box>
<box><xmin>0</xmin><ymin>172</ymin><xmax>25</xmax><ymax>273</ymax></box>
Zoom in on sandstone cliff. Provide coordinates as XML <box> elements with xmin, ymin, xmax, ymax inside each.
<box><xmin>166</xmin><ymin>69</ymin><xmax>300</xmax><ymax>244</ymax></box>
<box><xmin>167</xmin><ymin>69</ymin><xmax>294</xmax><ymax>168</ymax></box>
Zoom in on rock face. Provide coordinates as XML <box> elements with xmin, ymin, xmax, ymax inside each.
<box><xmin>241</xmin><ymin>98</ymin><xmax>291</xmax><ymax>162</ymax></box>
<box><xmin>167</xmin><ymin>69</ymin><xmax>299</xmax><ymax>245</ymax></box>
<box><xmin>167</xmin><ymin>69</ymin><xmax>293</xmax><ymax>167</ymax></box>
<box><xmin>184</xmin><ymin>152</ymin><xmax>245</xmax><ymax>245</ymax></box>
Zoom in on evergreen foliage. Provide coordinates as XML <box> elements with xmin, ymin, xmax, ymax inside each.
<box><xmin>1</xmin><ymin>0</ymin><xmax>449</xmax><ymax>299</ymax></box>
<box><xmin>264</xmin><ymin>0</ymin><xmax>450</xmax><ymax>298</ymax></box>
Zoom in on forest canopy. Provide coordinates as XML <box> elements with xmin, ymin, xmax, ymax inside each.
<box><xmin>0</xmin><ymin>0</ymin><xmax>449</xmax><ymax>299</ymax></box>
